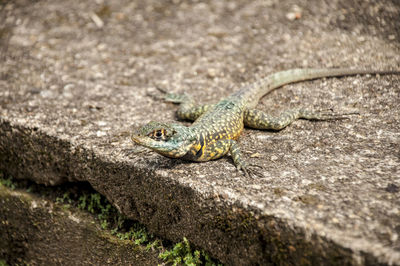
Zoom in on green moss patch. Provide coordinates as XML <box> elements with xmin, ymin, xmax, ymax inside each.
<box><xmin>0</xmin><ymin>172</ymin><xmax>221</xmax><ymax>265</ymax></box>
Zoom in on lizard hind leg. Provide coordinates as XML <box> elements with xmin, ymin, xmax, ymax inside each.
<box><xmin>244</xmin><ymin>108</ymin><xmax>358</xmax><ymax>130</ymax></box>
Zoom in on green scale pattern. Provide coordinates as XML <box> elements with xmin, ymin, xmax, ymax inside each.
<box><xmin>131</xmin><ymin>68</ymin><xmax>400</xmax><ymax>176</ymax></box>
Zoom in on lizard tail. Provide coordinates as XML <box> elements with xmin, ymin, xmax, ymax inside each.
<box><xmin>243</xmin><ymin>68</ymin><xmax>400</xmax><ymax>108</ymax></box>
<box><xmin>265</xmin><ymin>68</ymin><xmax>399</xmax><ymax>90</ymax></box>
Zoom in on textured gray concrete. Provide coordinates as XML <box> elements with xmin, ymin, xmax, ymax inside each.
<box><xmin>1</xmin><ymin>0</ymin><xmax>399</xmax><ymax>264</ymax></box>
<box><xmin>0</xmin><ymin>185</ymin><xmax>162</xmax><ymax>265</ymax></box>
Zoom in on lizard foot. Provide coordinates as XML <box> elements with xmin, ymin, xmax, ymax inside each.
<box><xmin>237</xmin><ymin>161</ymin><xmax>264</xmax><ymax>178</ymax></box>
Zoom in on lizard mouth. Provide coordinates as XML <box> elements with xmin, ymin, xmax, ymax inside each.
<box><xmin>130</xmin><ymin>134</ymin><xmax>140</xmax><ymax>144</ymax></box>
<box><xmin>130</xmin><ymin>131</ymin><xmax>148</xmax><ymax>145</ymax></box>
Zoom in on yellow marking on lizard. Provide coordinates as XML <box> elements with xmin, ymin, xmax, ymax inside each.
<box><xmin>131</xmin><ymin>68</ymin><xmax>400</xmax><ymax>176</ymax></box>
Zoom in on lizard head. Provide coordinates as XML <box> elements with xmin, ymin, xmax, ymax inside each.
<box><xmin>131</xmin><ymin>121</ymin><xmax>195</xmax><ymax>158</ymax></box>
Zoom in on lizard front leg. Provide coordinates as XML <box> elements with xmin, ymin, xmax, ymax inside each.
<box><xmin>164</xmin><ymin>93</ymin><xmax>212</xmax><ymax>121</ymax></box>
<box><xmin>192</xmin><ymin>138</ymin><xmax>249</xmax><ymax>177</ymax></box>
<box><xmin>244</xmin><ymin>108</ymin><xmax>355</xmax><ymax>130</ymax></box>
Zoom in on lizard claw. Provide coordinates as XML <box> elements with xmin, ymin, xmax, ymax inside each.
<box><xmin>155</xmin><ymin>86</ymin><xmax>168</xmax><ymax>94</ymax></box>
<box><xmin>146</xmin><ymin>86</ymin><xmax>167</xmax><ymax>101</ymax></box>
<box><xmin>247</xmin><ymin>164</ymin><xmax>265</xmax><ymax>178</ymax></box>
<box><xmin>235</xmin><ymin>160</ymin><xmax>249</xmax><ymax>178</ymax></box>
<box><xmin>237</xmin><ymin>161</ymin><xmax>264</xmax><ymax>178</ymax></box>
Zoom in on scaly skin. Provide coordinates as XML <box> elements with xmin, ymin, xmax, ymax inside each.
<box><xmin>131</xmin><ymin>68</ymin><xmax>399</xmax><ymax>176</ymax></box>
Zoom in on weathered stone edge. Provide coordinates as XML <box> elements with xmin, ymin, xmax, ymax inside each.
<box><xmin>0</xmin><ymin>185</ymin><xmax>161</xmax><ymax>265</ymax></box>
<box><xmin>0</xmin><ymin>118</ymin><xmax>387</xmax><ymax>265</ymax></box>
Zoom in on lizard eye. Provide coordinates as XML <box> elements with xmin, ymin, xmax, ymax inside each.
<box><xmin>148</xmin><ymin>129</ymin><xmax>168</xmax><ymax>140</ymax></box>
<box><xmin>155</xmin><ymin>130</ymin><xmax>162</xmax><ymax>137</ymax></box>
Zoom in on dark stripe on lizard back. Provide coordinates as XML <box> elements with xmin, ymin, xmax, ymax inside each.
<box><xmin>195</xmin><ymin>133</ymin><xmax>206</xmax><ymax>158</ymax></box>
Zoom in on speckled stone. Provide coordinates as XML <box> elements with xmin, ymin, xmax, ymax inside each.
<box><xmin>1</xmin><ymin>0</ymin><xmax>399</xmax><ymax>264</ymax></box>
<box><xmin>0</xmin><ymin>186</ymin><xmax>162</xmax><ymax>265</ymax></box>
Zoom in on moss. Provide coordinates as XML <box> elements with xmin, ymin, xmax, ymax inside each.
<box><xmin>0</xmin><ymin>172</ymin><xmax>221</xmax><ymax>265</ymax></box>
<box><xmin>0</xmin><ymin>173</ymin><xmax>16</xmax><ymax>190</ymax></box>
<box><xmin>213</xmin><ymin>208</ymin><xmax>255</xmax><ymax>241</ymax></box>
<box><xmin>159</xmin><ymin>237</ymin><xmax>221</xmax><ymax>266</ymax></box>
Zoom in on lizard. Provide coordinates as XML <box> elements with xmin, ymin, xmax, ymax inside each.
<box><xmin>131</xmin><ymin>68</ymin><xmax>399</xmax><ymax>176</ymax></box>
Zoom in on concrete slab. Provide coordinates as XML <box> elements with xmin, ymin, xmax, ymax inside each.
<box><xmin>0</xmin><ymin>185</ymin><xmax>162</xmax><ymax>265</ymax></box>
<box><xmin>1</xmin><ymin>0</ymin><xmax>399</xmax><ymax>264</ymax></box>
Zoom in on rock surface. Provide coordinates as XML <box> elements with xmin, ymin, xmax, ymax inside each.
<box><xmin>0</xmin><ymin>185</ymin><xmax>162</xmax><ymax>265</ymax></box>
<box><xmin>1</xmin><ymin>0</ymin><xmax>399</xmax><ymax>264</ymax></box>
